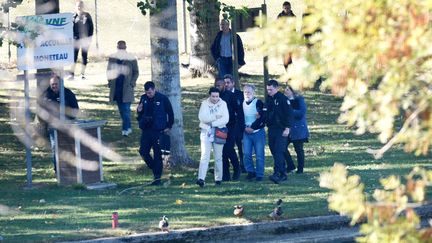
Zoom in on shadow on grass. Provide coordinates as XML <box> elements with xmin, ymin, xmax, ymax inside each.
<box><xmin>0</xmin><ymin>75</ymin><xmax>430</xmax><ymax>242</ymax></box>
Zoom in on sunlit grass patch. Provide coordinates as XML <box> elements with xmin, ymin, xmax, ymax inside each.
<box><xmin>0</xmin><ymin>72</ymin><xmax>430</xmax><ymax>242</ymax></box>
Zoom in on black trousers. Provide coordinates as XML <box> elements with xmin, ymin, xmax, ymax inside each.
<box><xmin>284</xmin><ymin>140</ymin><xmax>305</xmax><ymax>172</ymax></box>
<box><xmin>234</xmin><ymin>123</ymin><xmax>244</xmax><ymax>171</ymax></box>
<box><xmin>222</xmin><ymin>125</ymin><xmax>240</xmax><ymax>180</ymax></box>
<box><xmin>139</xmin><ymin>129</ymin><xmax>163</xmax><ymax>180</ymax></box>
<box><xmin>73</xmin><ymin>43</ymin><xmax>90</xmax><ymax>65</ymax></box>
<box><xmin>268</xmin><ymin>128</ymin><xmax>288</xmax><ymax>177</ymax></box>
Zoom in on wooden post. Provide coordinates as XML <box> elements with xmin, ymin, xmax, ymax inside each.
<box><xmin>262</xmin><ymin>3</ymin><xmax>269</xmax><ymax>102</ymax></box>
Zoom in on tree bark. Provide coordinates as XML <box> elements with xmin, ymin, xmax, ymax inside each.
<box><xmin>188</xmin><ymin>0</ymin><xmax>219</xmax><ymax>78</ymax></box>
<box><xmin>150</xmin><ymin>0</ymin><xmax>193</xmax><ymax>166</ymax></box>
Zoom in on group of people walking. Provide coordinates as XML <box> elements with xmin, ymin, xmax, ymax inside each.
<box><xmin>37</xmin><ymin>1</ymin><xmax>308</xmax><ymax>187</ymax></box>
<box><xmin>196</xmin><ymin>77</ymin><xmax>309</xmax><ymax>187</ymax></box>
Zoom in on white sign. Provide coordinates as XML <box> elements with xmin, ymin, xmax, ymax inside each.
<box><xmin>17</xmin><ymin>13</ymin><xmax>74</xmax><ymax>70</ymax></box>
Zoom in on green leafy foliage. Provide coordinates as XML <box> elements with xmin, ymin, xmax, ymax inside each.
<box><xmin>0</xmin><ymin>0</ymin><xmax>23</xmax><ymax>13</ymax></box>
<box><xmin>137</xmin><ymin>0</ymin><xmax>168</xmax><ymax>16</ymax></box>
<box><xmin>254</xmin><ymin>0</ymin><xmax>432</xmax><ymax>157</ymax></box>
<box><xmin>0</xmin><ymin>0</ymin><xmax>24</xmax><ymax>47</ymax></box>
<box><xmin>185</xmin><ymin>0</ymin><xmax>249</xmax><ymax>21</ymax></box>
<box><xmin>320</xmin><ymin>164</ymin><xmax>432</xmax><ymax>242</ymax></box>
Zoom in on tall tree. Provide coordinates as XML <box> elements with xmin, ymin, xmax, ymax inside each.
<box><xmin>187</xmin><ymin>0</ymin><xmax>219</xmax><ymax>77</ymax></box>
<box><xmin>255</xmin><ymin>0</ymin><xmax>431</xmax><ymax>158</ymax></box>
<box><xmin>147</xmin><ymin>0</ymin><xmax>193</xmax><ymax>166</ymax></box>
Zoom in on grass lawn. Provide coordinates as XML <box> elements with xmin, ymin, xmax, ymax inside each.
<box><xmin>0</xmin><ymin>65</ymin><xmax>430</xmax><ymax>242</ymax></box>
<box><xmin>0</xmin><ymin>1</ymin><xmax>430</xmax><ymax>241</ymax></box>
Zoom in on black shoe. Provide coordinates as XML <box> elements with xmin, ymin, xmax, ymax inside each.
<box><xmin>269</xmin><ymin>174</ymin><xmax>280</xmax><ymax>184</ymax></box>
<box><xmin>296</xmin><ymin>170</ymin><xmax>303</xmax><ymax>174</ymax></box>
<box><xmin>196</xmin><ymin>179</ymin><xmax>205</xmax><ymax>188</ymax></box>
<box><xmin>222</xmin><ymin>177</ymin><xmax>230</xmax><ymax>182</ymax></box>
<box><xmin>240</xmin><ymin>164</ymin><xmax>247</xmax><ymax>173</ymax></box>
<box><xmin>279</xmin><ymin>174</ymin><xmax>287</xmax><ymax>182</ymax></box>
<box><xmin>256</xmin><ymin>177</ymin><xmax>263</xmax><ymax>182</ymax></box>
<box><xmin>246</xmin><ymin>172</ymin><xmax>256</xmax><ymax>180</ymax></box>
<box><xmin>150</xmin><ymin>179</ymin><xmax>161</xmax><ymax>186</ymax></box>
<box><xmin>232</xmin><ymin>172</ymin><xmax>240</xmax><ymax>181</ymax></box>
<box><xmin>215</xmin><ymin>181</ymin><xmax>222</xmax><ymax>186</ymax></box>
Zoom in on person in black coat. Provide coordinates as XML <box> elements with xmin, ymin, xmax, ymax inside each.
<box><xmin>277</xmin><ymin>1</ymin><xmax>296</xmax><ymax>70</ymax></box>
<box><xmin>137</xmin><ymin>81</ymin><xmax>174</xmax><ymax>186</ymax></box>
<box><xmin>277</xmin><ymin>1</ymin><xmax>295</xmax><ymax>18</ymax></box>
<box><xmin>284</xmin><ymin>85</ymin><xmax>309</xmax><ymax>174</ymax></box>
<box><xmin>215</xmin><ymin>78</ymin><xmax>240</xmax><ymax>181</ymax></box>
<box><xmin>71</xmin><ymin>0</ymin><xmax>94</xmax><ymax>79</ymax></box>
<box><xmin>266</xmin><ymin>80</ymin><xmax>292</xmax><ymax>184</ymax></box>
<box><xmin>223</xmin><ymin>74</ymin><xmax>246</xmax><ymax>172</ymax></box>
<box><xmin>211</xmin><ymin>19</ymin><xmax>245</xmax><ymax>79</ymax></box>
<box><xmin>38</xmin><ymin>75</ymin><xmax>79</xmax><ymax>172</ymax></box>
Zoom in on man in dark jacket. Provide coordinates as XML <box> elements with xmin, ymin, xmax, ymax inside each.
<box><xmin>71</xmin><ymin>0</ymin><xmax>94</xmax><ymax>79</ymax></box>
<box><xmin>277</xmin><ymin>1</ymin><xmax>295</xmax><ymax>18</ymax></box>
<box><xmin>38</xmin><ymin>75</ymin><xmax>79</xmax><ymax>172</ymax></box>
<box><xmin>224</xmin><ymin>74</ymin><xmax>246</xmax><ymax>172</ymax></box>
<box><xmin>277</xmin><ymin>1</ymin><xmax>296</xmax><ymax>70</ymax></box>
<box><xmin>211</xmin><ymin>19</ymin><xmax>245</xmax><ymax>79</ymax></box>
<box><xmin>137</xmin><ymin>81</ymin><xmax>174</xmax><ymax>185</ymax></box>
<box><xmin>266</xmin><ymin>80</ymin><xmax>292</xmax><ymax>184</ymax></box>
<box><xmin>215</xmin><ymin>78</ymin><xmax>240</xmax><ymax>181</ymax></box>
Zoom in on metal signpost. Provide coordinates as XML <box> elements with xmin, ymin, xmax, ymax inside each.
<box><xmin>16</xmin><ymin>13</ymin><xmax>74</xmax><ymax>187</ymax></box>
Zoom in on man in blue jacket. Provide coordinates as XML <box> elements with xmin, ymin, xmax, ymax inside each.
<box><xmin>137</xmin><ymin>81</ymin><xmax>174</xmax><ymax>185</ymax></box>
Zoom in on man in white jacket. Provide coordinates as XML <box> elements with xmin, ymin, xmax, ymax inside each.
<box><xmin>196</xmin><ymin>87</ymin><xmax>229</xmax><ymax>188</ymax></box>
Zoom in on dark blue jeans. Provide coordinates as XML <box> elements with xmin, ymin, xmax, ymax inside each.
<box><xmin>139</xmin><ymin>129</ymin><xmax>163</xmax><ymax>179</ymax></box>
<box><xmin>116</xmin><ymin>101</ymin><xmax>131</xmax><ymax>131</ymax></box>
<box><xmin>268</xmin><ymin>128</ymin><xmax>288</xmax><ymax>177</ymax></box>
<box><xmin>243</xmin><ymin>128</ymin><xmax>266</xmax><ymax>178</ymax></box>
<box><xmin>217</xmin><ymin>57</ymin><xmax>233</xmax><ymax>78</ymax></box>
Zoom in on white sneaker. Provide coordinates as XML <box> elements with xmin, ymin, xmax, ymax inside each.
<box><xmin>126</xmin><ymin>128</ymin><xmax>132</xmax><ymax>135</ymax></box>
<box><xmin>121</xmin><ymin>130</ymin><xmax>127</xmax><ymax>136</ymax></box>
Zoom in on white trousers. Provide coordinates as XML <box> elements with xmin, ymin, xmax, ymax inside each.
<box><xmin>198</xmin><ymin>131</ymin><xmax>224</xmax><ymax>181</ymax></box>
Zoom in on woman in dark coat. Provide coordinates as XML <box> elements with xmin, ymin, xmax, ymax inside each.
<box><xmin>284</xmin><ymin>85</ymin><xmax>309</xmax><ymax>174</ymax></box>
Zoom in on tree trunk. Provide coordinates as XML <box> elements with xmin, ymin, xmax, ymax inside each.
<box><xmin>150</xmin><ymin>0</ymin><xmax>193</xmax><ymax>166</ymax></box>
<box><xmin>188</xmin><ymin>0</ymin><xmax>219</xmax><ymax>78</ymax></box>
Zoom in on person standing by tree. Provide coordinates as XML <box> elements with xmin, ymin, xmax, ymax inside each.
<box><xmin>107</xmin><ymin>40</ymin><xmax>139</xmax><ymax>137</ymax></box>
<box><xmin>70</xmin><ymin>0</ymin><xmax>94</xmax><ymax>79</ymax></box>
<box><xmin>242</xmin><ymin>84</ymin><xmax>266</xmax><ymax>181</ymax></box>
<box><xmin>277</xmin><ymin>1</ymin><xmax>296</xmax><ymax>70</ymax></box>
<box><xmin>137</xmin><ymin>81</ymin><xmax>174</xmax><ymax>186</ymax></box>
<box><xmin>224</xmin><ymin>74</ymin><xmax>246</xmax><ymax>172</ymax></box>
<box><xmin>215</xmin><ymin>78</ymin><xmax>241</xmax><ymax>181</ymax></box>
<box><xmin>283</xmin><ymin>85</ymin><xmax>309</xmax><ymax>174</ymax></box>
<box><xmin>211</xmin><ymin>19</ymin><xmax>245</xmax><ymax>79</ymax></box>
<box><xmin>196</xmin><ymin>87</ymin><xmax>229</xmax><ymax>188</ymax></box>
<box><xmin>266</xmin><ymin>80</ymin><xmax>292</xmax><ymax>184</ymax></box>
